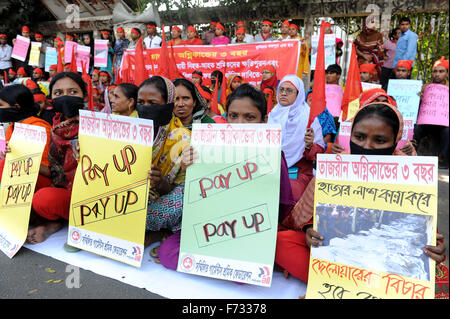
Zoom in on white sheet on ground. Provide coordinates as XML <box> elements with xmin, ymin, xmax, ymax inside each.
<box><xmin>24</xmin><ymin>227</ymin><xmax>307</xmax><ymax>299</ymax></box>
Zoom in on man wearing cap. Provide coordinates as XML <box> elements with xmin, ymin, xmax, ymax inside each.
<box><xmin>0</xmin><ymin>34</ymin><xmax>12</xmax><ymax>76</ymax></box>
<box><xmin>414</xmin><ymin>56</ymin><xmax>449</xmax><ymax>168</ymax></box>
<box><xmin>254</xmin><ymin>20</ymin><xmax>275</xmax><ymax>42</ymax></box>
<box><xmin>32</xmin><ymin>67</ymin><xmax>44</xmax><ymax>82</ymax></box>
<box><xmin>143</xmin><ymin>22</ymin><xmax>162</xmax><ymax>49</ymax></box>
<box><xmin>393</xmin><ymin>17</ymin><xmax>418</xmax><ymax>69</ymax></box>
<box><xmin>359</xmin><ymin>63</ymin><xmax>378</xmax><ymax>83</ymax></box>
<box><xmin>34</xmin><ymin>32</ymin><xmax>51</xmax><ymax>71</ymax></box>
<box><xmin>391</xmin><ymin>60</ymin><xmax>413</xmax><ymax>83</ymax></box>
<box><xmin>47</xmin><ymin>64</ymin><xmax>57</xmax><ymax>82</ymax></box>
<box><xmin>202</xmin><ymin>21</ymin><xmax>217</xmax><ymax>45</ymax></box>
<box><xmin>231</xmin><ymin>21</ymin><xmax>253</xmax><ymax>44</ymax></box>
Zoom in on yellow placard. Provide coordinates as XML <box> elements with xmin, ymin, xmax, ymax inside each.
<box><xmin>28</xmin><ymin>42</ymin><xmax>41</xmax><ymax>67</ymax></box>
<box><xmin>305</xmin><ymin>154</ymin><xmax>438</xmax><ymax>299</ymax></box>
<box><xmin>0</xmin><ymin>123</ymin><xmax>46</xmax><ymax>258</ymax></box>
<box><xmin>67</xmin><ymin>110</ymin><xmax>153</xmax><ymax>267</ymax></box>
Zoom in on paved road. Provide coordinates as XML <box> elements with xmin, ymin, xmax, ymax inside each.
<box><xmin>0</xmin><ymin>170</ymin><xmax>448</xmax><ymax>299</ymax></box>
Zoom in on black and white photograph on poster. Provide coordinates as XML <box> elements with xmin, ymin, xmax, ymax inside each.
<box><xmin>312</xmin><ymin>203</ymin><xmax>433</xmax><ymax>281</ymax></box>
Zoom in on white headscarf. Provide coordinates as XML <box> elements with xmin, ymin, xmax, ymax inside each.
<box><xmin>268</xmin><ymin>74</ymin><xmax>324</xmax><ymax>167</ymax></box>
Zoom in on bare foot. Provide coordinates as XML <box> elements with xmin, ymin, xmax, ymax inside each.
<box><xmin>26</xmin><ymin>221</ymin><xmax>64</xmax><ymax>244</ymax></box>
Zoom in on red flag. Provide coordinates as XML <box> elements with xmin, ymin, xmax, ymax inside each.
<box><xmin>134</xmin><ymin>37</ymin><xmax>147</xmax><ymax>86</ymax></box>
<box><xmin>70</xmin><ymin>46</ymin><xmax>78</xmax><ymax>73</ymax></box>
<box><xmin>3</xmin><ymin>70</ymin><xmax>7</xmax><ymax>84</ymax></box>
<box><xmin>81</xmin><ymin>61</ymin><xmax>94</xmax><ymax>110</ymax></box>
<box><xmin>57</xmin><ymin>47</ymin><xmax>64</xmax><ymax>73</ymax></box>
<box><xmin>121</xmin><ymin>54</ymin><xmax>130</xmax><ymax>84</ymax></box>
<box><xmin>341</xmin><ymin>42</ymin><xmax>362</xmax><ymax>121</ymax></box>
<box><xmin>157</xmin><ymin>25</ymin><xmax>170</xmax><ymax>79</ymax></box>
<box><xmin>168</xmin><ymin>43</ymin><xmax>184</xmax><ymax>80</ymax></box>
<box><xmin>308</xmin><ymin>21</ymin><xmax>327</xmax><ymax>127</ymax></box>
<box><xmin>115</xmin><ymin>66</ymin><xmax>122</xmax><ymax>85</ymax></box>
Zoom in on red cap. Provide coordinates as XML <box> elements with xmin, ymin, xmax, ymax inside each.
<box><xmin>34</xmin><ymin>93</ymin><xmax>46</xmax><ymax>102</ymax></box>
<box><xmin>100</xmin><ymin>30</ymin><xmax>110</xmax><ymax>36</ymax></box>
<box><xmin>35</xmin><ymin>32</ymin><xmax>43</xmax><ymax>38</ymax></box>
<box><xmin>131</xmin><ymin>28</ymin><xmax>140</xmax><ymax>35</ymax></box>
<box><xmin>215</xmin><ymin>22</ymin><xmax>225</xmax><ymax>31</ymax></box>
<box><xmin>187</xmin><ymin>26</ymin><xmax>197</xmax><ymax>33</ymax></box>
<box><xmin>396</xmin><ymin>60</ymin><xmax>413</xmax><ymax>71</ymax></box>
<box><xmin>236</xmin><ymin>27</ymin><xmax>245</xmax><ymax>35</ymax></box>
<box><xmin>8</xmin><ymin>69</ymin><xmax>16</xmax><ymax>75</ymax></box>
<box><xmin>262</xmin><ymin>20</ymin><xmax>273</xmax><ymax>26</ymax></box>
<box><xmin>433</xmin><ymin>56</ymin><xmax>449</xmax><ymax>70</ymax></box>
<box><xmin>17</xmin><ymin>67</ymin><xmax>27</xmax><ymax>76</ymax></box>
<box><xmin>0</xmin><ymin>34</ymin><xmax>7</xmax><ymax>38</ymax></box>
<box><xmin>237</xmin><ymin>21</ymin><xmax>245</xmax><ymax>27</ymax></box>
<box><xmin>33</xmin><ymin>68</ymin><xmax>43</xmax><ymax>75</ymax></box>
<box><xmin>65</xmin><ymin>34</ymin><xmax>74</xmax><ymax>40</ymax></box>
<box><xmin>289</xmin><ymin>24</ymin><xmax>299</xmax><ymax>30</ymax></box>
<box><xmin>116</xmin><ymin>27</ymin><xmax>124</xmax><ymax>33</ymax></box>
<box><xmin>49</xmin><ymin>64</ymin><xmax>58</xmax><ymax>71</ymax></box>
<box><xmin>323</xmin><ymin>22</ymin><xmax>332</xmax><ymax>28</ymax></box>
<box><xmin>282</xmin><ymin>20</ymin><xmax>290</xmax><ymax>26</ymax></box>
<box><xmin>172</xmin><ymin>26</ymin><xmax>182</xmax><ymax>32</ymax></box>
<box><xmin>262</xmin><ymin>65</ymin><xmax>276</xmax><ymax>75</ymax></box>
<box><xmin>25</xmin><ymin>79</ymin><xmax>38</xmax><ymax>89</ymax></box>
<box><xmin>360</xmin><ymin>63</ymin><xmax>377</xmax><ymax>74</ymax></box>
<box><xmin>22</xmin><ymin>26</ymin><xmax>30</xmax><ymax>33</ymax></box>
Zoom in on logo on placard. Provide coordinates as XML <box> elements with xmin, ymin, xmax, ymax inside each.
<box><xmin>131</xmin><ymin>246</ymin><xmax>142</xmax><ymax>262</ymax></box>
<box><xmin>258</xmin><ymin>266</ymin><xmax>271</xmax><ymax>285</ymax></box>
<box><xmin>180</xmin><ymin>254</ymin><xmax>195</xmax><ymax>272</ymax></box>
<box><xmin>71</xmin><ymin>229</ymin><xmax>81</xmax><ymax>243</ymax></box>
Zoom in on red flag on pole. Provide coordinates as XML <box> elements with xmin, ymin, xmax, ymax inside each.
<box><xmin>81</xmin><ymin>61</ymin><xmax>94</xmax><ymax>111</ymax></box>
<box><xmin>57</xmin><ymin>47</ymin><xmax>64</xmax><ymax>73</ymax></box>
<box><xmin>134</xmin><ymin>37</ymin><xmax>147</xmax><ymax>86</ymax></box>
<box><xmin>340</xmin><ymin>42</ymin><xmax>362</xmax><ymax>121</ymax></box>
<box><xmin>70</xmin><ymin>46</ymin><xmax>78</xmax><ymax>73</ymax></box>
<box><xmin>307</xmin><ymin>20</ymin><xmax>327</xmax><ymax>127</ymax></box>
<box><xmin>157</xmin><ymin>25</ymin><xmax>170</xmax><ymax>79</ymax></box>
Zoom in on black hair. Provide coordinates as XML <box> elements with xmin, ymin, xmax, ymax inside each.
<box><xmin>326</xmin><ymin>64</ymin><xmax>342</xmax><ymax>75</ymax></box>
<box><xmin>49</xmin><ymin>72</ymin><xmax>87</xmax><ymax>97</ymax></box>
<box><xmin>352</xmin><ymin>103</ymin><xmax>399</xmax><ymax>141</ymax></box>
<box><xmin>399</xmin><ymin>17</ymin><xmax>411</xmax><ymax>24</ymax></box>
<box><xmin>211</xmin><ymin>70</ymin><xmax>223</xmax><ymax>86</ymax></box>
<box><xmin>116</xmin><ymin>83</ymin><xmax>139</xmax><ymax>108</ymax></box>
<box><xmin>0</xmin><ymin>84</ymin><xmax>38</xmax><ymax>114</ymax></box>
<box><xmin>226</xmin><ymin>84</ymin><xmax>267</xmax><ymax>120</ymax></box>
<box><xmin>389</xmin><ymin>28</ymin><xmax>401</xmax><ymax>40</ymax></box>
<box><xmin>201</xmin><ymin>85</ymin><xmax>211</xmax><ymax>94</ymax></box>
<box><xmin>139</xmin><ymin>76</ymin><xmax>168</xmax><ymax>103</ymax></box>
<box><xmin>173</xmin><ymin>78</ymin><xmax>203</xmax><ymax>113</ymax></box>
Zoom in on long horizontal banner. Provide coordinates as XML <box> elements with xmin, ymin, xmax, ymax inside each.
<box><xmin>121</xmin><ymin>40</ymin><xmax>301</xmax><ymax>86</ymax></box>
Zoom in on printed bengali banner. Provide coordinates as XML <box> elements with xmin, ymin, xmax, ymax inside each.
<box><xmin>0</xmin><ymin>123</ymin><xmax>47</xmax><ymax>258</ymax></box>
<box><xmin>68</xmin><ymin>111</ymin><xmax>153</xmax><ymax>267</ymax></box>
<box><xmin>305</xmin><ymin>154</ymin><xmax>438</xmax><ymax>299</ymax></box>
<box><xmin>121</xmin><ymin>40</ymin><xmax>300</xmax><ymax>87</ymax></box>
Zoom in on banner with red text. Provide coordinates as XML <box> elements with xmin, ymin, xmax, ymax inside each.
<box><xmin>178</xmin><ymin>123</ymin><xmax>282</xmax><ymax>286</ymax></box>
<box><xmin>67</xmin><ymin>110</ymin><xmax>153</xmax><ymax>267</ymax></box>
<box><xmin>121</xmin><ymin>40</ymin><xmax>300</xmax><ymax>87</ymax></box>
<box><xmin>305</xmin><ymin>154</ymin><xmax>438</xmax><ymax>299</ymax></box>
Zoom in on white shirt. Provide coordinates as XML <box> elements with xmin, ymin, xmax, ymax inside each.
<box><xmin>144</xmin><ymin>35</ymin><xmax>162</xmax><ymax>49</ymax></box>
<box><xmin>0</xmin><ymin>44</ymin><xmax>12</xmax><ymax>70</ymax></box>
<box><xmin>231</xmin><ymin>34</ymin><xmax>254</xmax><ymax>44</ymax></box>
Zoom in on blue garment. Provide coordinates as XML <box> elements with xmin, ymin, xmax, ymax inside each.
<box><xmin>317</xmin><ymin>108</ymin><xmax>337</xmax><ymax>138</ymax></box>
<box><xmin>393</xmin><ymin>29</ymin><xmax>418</xmax><ymax>68</ymax></box>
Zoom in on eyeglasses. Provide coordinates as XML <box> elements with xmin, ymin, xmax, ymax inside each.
<box><xmin>279</xmin><ymin>87</ymin><xmax>296</xmax><ymax>95</ymax></box>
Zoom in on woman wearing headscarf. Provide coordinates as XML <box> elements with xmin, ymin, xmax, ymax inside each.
<box><xmin>354</xmin><ymin>14</ymin><xmax>385</xmax><ymax>80</ymax></box>
<box><xmin>268</xmin><ymin>75</ymin><xmax>325</xmax><ymax>201</ymax></box>
<box><xmin>136</xmin><ymin>76</ymin><xmax>191</xmax><ymax>248</ymax></box>
<box><xmin>182</xmin><ymin>26</ymin><xmax>203</xmax><ymax>45</ymax></box>
<box><xmin>226</xmin><ymin>74</ymin><xmax>243</xmax><ymax>97</ymax></box>
<box><xmin>259</xmin><ymin>65</ymin><xmax>278</xmax><ymax>92</ymax></box>
<box><xmin>275</xmin><ymin>102</ymin><xmax>447</xmax><ymax>296</ymax></box>
<box><xmin>173</xmin><ymin>78</ymin><xmax>215</xmax><ymax>130</ymax></box>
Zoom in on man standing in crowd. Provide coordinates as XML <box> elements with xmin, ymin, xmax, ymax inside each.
<box><xmin>0</xmin><ymin>34</ymin><xmax>12</xmax><ymax>78</ymax></box>
<box><xmin>231</xmin><ymin>21</ymin><xmax>253</xmax><ymax>43</ymax></box>
<box><xmin>393</xmin><ymin>17</ymin><xmax>418</xmax><ymax>72</ymax></box>
<box><xmin>254</xmin><ymin>20</ymin><xmax>275</xmax><ymax>42</ymax></box>
<box><xmin>202</xmin><ymin>21</ymin><xmax>218</xmax><ymax>45</ymax></box>
<box><xmin>143</xmin><ymin>22</ymin><xmax>162</xmax><ymax>49</ymax></box>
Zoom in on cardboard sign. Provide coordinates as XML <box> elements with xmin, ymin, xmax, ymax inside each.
<box><xmin>178</xmin><ymin>123</ymin><xmax>282</xmax><ymax>286</ymax></box>
<box><xmin>28</xmin><ymin>42</ymin><xmax>42</xmax><ymax>66</ymax></box>
<box><xmin>325</xmin><ymin>84</ymin><xmax>344</xmax><ymax>117</ymax></box>
<box><xmin>311</xmin><ymin>34</ymin><xmax>335</xmax><ymax>70</ymax></box>
<box><xmin>0</xmin><ymin>123</ymin><xmax>47</xmax><ymax>258</ymax></box>
<box><xmin>64</xmin><ymin>41</ymin><xmax>78</xmax><ymax>64</ymax></box>
<box><xmin>67</xmin><ymin>110</ymin><xmax>153</xmax><ymax>267</ymax></box>
<box><xmin>94</xmin><ymin>39</ymin><xmax>108</xmax><ymax>67</ymax></box>
<box><xmin>76</xmin><ymin>44</ymin><xmax>91</xmax><ymax>72</ymax></box>
<box><xmin>416</xmin><ymin>84</ymin><xmax>449</xmax><ymax>127</ymax></box>
<box><xmin>306</xmin><ymin>154</ymin><xmax>438</xmax><ymax>299</ymax></box>
<box><xmin>44</xmin><ymin>47</ymin><xmax>58</xmax><ymax>72</ymax></box>
<box><xmin>387</xmin><ymin>79</ymin><xmax>423</xmax><ymax>121</ymax></box>
<box><xmin>11</xmin><ymin>35</ymin><xmax>31</xmax><ymax>62</ymax></box>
